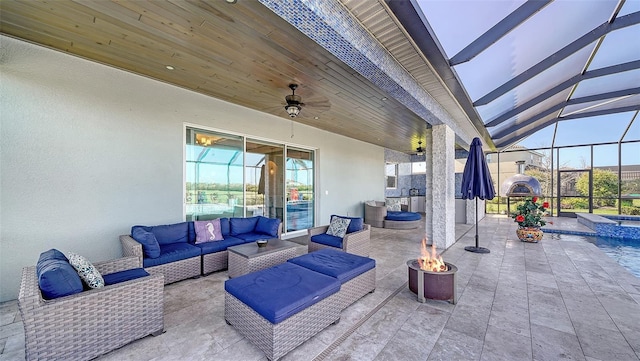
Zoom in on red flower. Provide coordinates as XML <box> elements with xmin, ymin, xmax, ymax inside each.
<box><xmin>542</xmin><ymin>202</ymin><xmax>549</xmax><ymax>208</ymax></box>
<box><xmin>515</xmin><ymin>215</ymin><xmax>525</xmax><ymax>222</ymax></box>
<box><xmin>532</xmin><ymin>197</ymin><xmax>538</xmax><ymax>203</ymax></box>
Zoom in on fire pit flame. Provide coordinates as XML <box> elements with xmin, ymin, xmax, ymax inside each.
<box><xmin>418</xmin><ymin>237</ymin><xmax>447</xmax><ymax>272</ymax></box>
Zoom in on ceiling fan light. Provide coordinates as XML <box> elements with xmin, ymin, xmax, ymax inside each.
<box><xmin>285</xmin><ymin>104</ymin><xmax>301</xmax><ymax>117</ymax></box>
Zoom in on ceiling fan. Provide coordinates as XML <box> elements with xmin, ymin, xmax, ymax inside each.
<box><xmin>282</xmin><ymin>83</ymin><xmax>331</xmax><ymax>118</ymax></box>
<box><xmin>407</xmin><ymin>140</ymin><xmax>425</xmax><ymax>155</ymax></box>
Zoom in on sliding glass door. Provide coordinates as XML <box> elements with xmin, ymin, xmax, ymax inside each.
<box><xmin>185</xmin><ymin>126</ymin><xmax>314</xmax><ymax>233</ymax></box>
<box><xmin>245</xmin><ymin>140</ymin><xmax>284</xmax><ymax>221</ymax></box>
<box><xmin>286</xmin><ymin>147</ymin><xmax>314</xmax><ymax>231</ymax></box>
<box><xmin>185</xmin><ymin>128</ymin><xmax>243</xmax><ymax>221</ymax></box>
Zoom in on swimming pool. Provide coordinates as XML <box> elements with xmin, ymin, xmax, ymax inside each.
<box><xmin>548</xmin><ymin>233</ymin><xmax>640</xmax><ymax>278</ymax></box>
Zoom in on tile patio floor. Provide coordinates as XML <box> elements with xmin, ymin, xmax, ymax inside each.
<box><xmin>1</xmin><ymin>214</ymin><xmax>639</xmax><ymax>360</ymax></box>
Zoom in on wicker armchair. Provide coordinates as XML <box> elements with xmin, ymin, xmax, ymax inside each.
<box><xmin>18</xmin><ymin>256</ymin><xmax>164</xmax><ymax>361</ymax></box>
<box><xmin>120</xmin><ymin>234</ymin><xmax>201</xmax><ymax>284</ymax></box>
<box><xmin>308</xmin><ymin>223</ymin><xmax>371</xmax><ymax>257</ymax></box>
<box><xmin>364</xmin><ymin>201</ymin><xmax>387</xmax><ymax>228</ymax></box>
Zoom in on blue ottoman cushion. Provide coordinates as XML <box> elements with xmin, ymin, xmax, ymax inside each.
<box><xmin>385</xmin><ymin>211</ymin><xmax>421</xmax><ymax>221</ymax></box>
<box><xmin>103</xmin><ymin>268</ymin><xmax>149</xmax><ymax>286</ymax></box>
<box><xmin>309</xmin><ymin>233</ymin><xmax>343</xmax><ymax>248</ymax></box>
<box><xmin>224</xmin><ymin>262</ymin><xmax>340</xmax><ymax>324</ymax></box>
<box><xmin>288</xmin><ymin>248</ymin><xmax>375</xmax><ymax>283</ymax></box>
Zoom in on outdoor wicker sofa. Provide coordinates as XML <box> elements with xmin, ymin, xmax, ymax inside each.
<box><xmin>18</xmin><ymin>256</ymin><xmax>164</xmax><ymax>361</ymax></box>
<box><xmin>364</xmin><ymin>201</ymin><xmax>421</xmax><ymax>229</ymax></box>
<box><xmin>120</xmin><ymin>217</ymin><xmax>282</xmax><ymax>284</ymax></box>
<box><xmin>308</xmin><ymin>219</ymin><xmax>371</xmax><ymax>257</ymax></box>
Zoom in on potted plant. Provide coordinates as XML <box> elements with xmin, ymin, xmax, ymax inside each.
<box><xmin>512</xmin><ymin>197</ymin><xmax>550</xmax><ymax>243</ymax></box>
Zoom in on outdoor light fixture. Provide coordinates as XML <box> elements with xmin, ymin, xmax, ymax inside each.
<box><xmin>284</xmin><ymin>84</ymin><xmax>303</xmax><ymax>118</ymax></box>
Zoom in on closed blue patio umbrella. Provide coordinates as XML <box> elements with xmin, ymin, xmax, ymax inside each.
<box><xmin>461</xmin><ymin>137</ymin><xmax>495</xmax><ymax>253</ymax></box>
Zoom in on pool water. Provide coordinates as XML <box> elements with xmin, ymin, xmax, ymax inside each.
<box><xmin>549</xmin><ymin>233</ymin><xmax>640</xmax><ymax>278</ymax></box>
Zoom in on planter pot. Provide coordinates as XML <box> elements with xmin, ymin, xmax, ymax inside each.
<box><xmin>516</xmin><ymin>227</ymin><xmax>543</xmax><ymax>243</ymax></box>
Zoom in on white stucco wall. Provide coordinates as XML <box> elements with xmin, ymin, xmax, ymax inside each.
<box><xmin>0</xmin><ymin>36</ymin><xmax>384</xmax><ymax>302</ymax></box>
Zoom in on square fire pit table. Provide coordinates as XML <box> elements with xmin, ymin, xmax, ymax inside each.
<box><xmin>227</xmin><ymin>239</ymin><xmax>304</xmax><ymax>278</ymax></box>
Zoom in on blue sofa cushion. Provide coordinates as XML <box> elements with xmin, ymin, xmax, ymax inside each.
<box><xmin>310</xmin><ymin>233</ymin><xmax>343</xmax><ymax>249</ymax></box>
<box><xmin>195</xmin><ymin>237</ymin><xmax>246</xmax><ymax>254</ymax></box>
<box><xmin>37</xmin><ymin>249</ymin><xmax>84</xmax><ymax>300</ymax></box>
<box><xmin>131</xmin><ymin>228</ymin><xmax>161</xmax><ymax>258</ymax></box>
<box><xmin>143</xmin><ymin>243</ymin><xmax>201</xmax><ymax>268</ymax></box>
<box><xmin>385</xmin><ymin>211</ymin><xmax>421</xmax><ymax>221</ymax></box>
<box><xmin>288</xmin><ymin>248</ymin><xmax>375</xmax><ymax>283</ymax></box>
<box><xmin>132</xmin><ymin>222</ymin><xmax>189</xmax><ymax>246</ymax></box>
<box><xmin>230</xmin><ymin>217</ymin><xmax>259</xmax><ymax>236</ymax></box>
<box><xmin>255</xmin><ymin>216</ymin><xmax>280</xmax><ymax>237</ymax></box>
<box><xmin>237</xmin><ymin>232</ymin><xmax>275</xmax><ymax>242</ymax></box>
<box><xmin>220</xmin><ymin>218</ymin><xmax>230</xmax><ymax>236</ymax></box>
<box><xmin>36</xmin><ymin>249</ymin><xmax>68</xmax><ymax>275</ymax></box>
<box><xmin>225</xmin><ymin>262</ymin><xmax>340</xmax><ymax>324</ymax></box>
<box><xmin>103</xmin><ymin>268</ymin><xmax>149</xmax><ymax>286</ymax></box>
<box><xmin>331</xmin><ymin>215</ymin><xmax>363</xmax><ymax>234</ymax></box>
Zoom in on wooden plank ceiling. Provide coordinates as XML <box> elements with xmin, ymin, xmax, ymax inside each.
<box><xmin>0</xmin><ymin>0</ymin><xmax>468</xmax><ymax>153</ymax></box>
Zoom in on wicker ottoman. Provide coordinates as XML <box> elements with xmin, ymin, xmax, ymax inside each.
<box><xmin>288</xmin><ymin>248</ymin><xmax>376</xmax><ymax>310</ymax></box>
<box><xmin>224</xmin><ymin>263</ymin><xmax>341</xmax><ymax>361</ymax></box>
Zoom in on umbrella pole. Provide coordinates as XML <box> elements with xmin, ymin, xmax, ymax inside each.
<box><xmin>465</xmin><ymin>197</ymin><xmax>490</xmax><ymax>253</ymax></box>
<box><xmin>475</xmin><ymin>197</ymin><xmax>479</xmax><ymax>247</ymax></box>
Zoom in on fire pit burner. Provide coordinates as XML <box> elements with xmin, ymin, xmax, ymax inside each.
<box><xmin>407</xmin><ymin>260</ymin><xmax>457</xmax><ymax>304</ymax></box>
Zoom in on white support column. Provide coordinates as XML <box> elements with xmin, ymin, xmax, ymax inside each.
<box><xmin>425</xmin><ymin>125</ymin><xmax>456</xmax><ymax>250</ymax></box>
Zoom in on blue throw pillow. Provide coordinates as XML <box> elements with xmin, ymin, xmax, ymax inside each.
<box><xmin>230</xmin><ymin>217</ymin><xmax>259</xmax><ymax>236</ymax></box>
<box><xmin>331</xmin><ymin>215</ymin><xmax>363</xmax><ymax>234</ymax></box>
<box><xmin>36</xmin><ymin>249</ymin><xmax>83</xmax><ymax>300</ymax></box>
<box><xmin>255</xmin><ymin>216</ymin><xmax>280</xmax><ymax>237</ymax></box>
<box><xmin>131</xmin><ymin>228</ymin><xmax>161</xmax><ymax>258</ymax></box>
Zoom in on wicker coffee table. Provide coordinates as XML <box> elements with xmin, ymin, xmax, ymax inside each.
<box><xmin>227</xmin><ymin>239</ymin><xmax>304</xmax><ymax>278</ymax></box>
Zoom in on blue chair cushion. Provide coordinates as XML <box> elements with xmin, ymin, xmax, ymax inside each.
<box><xmin>131</xmin><ymin>228</ymin><xmax>161</xmax><ymax>258</ymax></box>
<box><xmin>103</xmin><ymin>268</ymin><xmax>149</xmax><ymax>286</ymax></box>
<box><xmin>331</xmin><ymin>215</ymin><xmax>363</xmax><ymax>234</ymax></box>
<box><xmin>310</xmin><ymin>233</ymin><xmax>343</xmax><ymax>249</ymax></box>
<box><xmin>220</xmin><ymin>218</ymin><xmax>230</xmax><ymax>236</ymax></box>
<box><xmin>385</xmin><ymin>211</ymin><xmax>421</xmax><ymax>221</ymax></box>
<box><xmin>225</xmin><ymin>262</ymin><xmax>340</xmax><ymax>324</ymax></box>
<box><xmin>36</xmin><ymin>249</ymin><xmax>84</xmax><ymax>300</ymax></box>
<box><xmin>288</xmin><ymin>248</ymin><xmax>375</xmax><ymax>283</ymax></box>
<box><xmin>230</xmin><ymin>217</ymin><xmax>259</xmax><ymax>236</ymax></box>
<box><xmin>194</xmin><ymin>237</ymin><xmax>246</xmax><ymax>254</ymax></box>
<box><xmin>236</xmin><ymin>232</ymin><xmax>275</xmax><ymax>242</ymax></box>
<box><xmin>132</xmin><ymin>222</ymin><xmax>189</xmax><ymax>245</ymax></box>
<box><xmin>143</xmin><ymin>243</ymin><xmax>201</xmax><ymax>268</ymax></box>
<box><xmin>255</xmin><ymin>216</ymin><xmax>280</xmax><ymax>237</ymax></box>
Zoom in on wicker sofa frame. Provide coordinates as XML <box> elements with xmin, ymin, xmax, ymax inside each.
<box><xmin>120</xmin><ymin>235</ymin><xmax>201</xmax><ymax>284</ymax></box>
<box><xmin>364</xmin><ymin>202</ymin><xmax>420</xmax><ymax>229</ymax></box>
<box><xmin>308</xmin><ymin>223</ymin><xmax>371</xmax><ymax>257</ymax></box>
<box><xmin>18</xmin><ymin>256</ymin><xmax>164</xmax><ymax>361</ymax></box>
